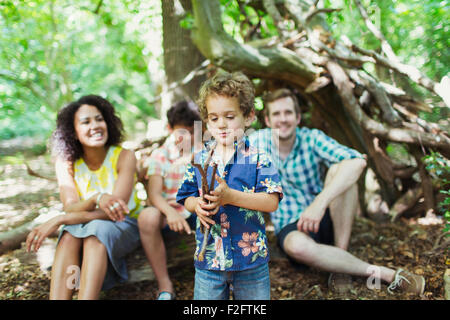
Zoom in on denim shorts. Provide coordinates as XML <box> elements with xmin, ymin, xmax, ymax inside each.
<box><xmin>194</xmin><ymin>263</ymin><xmax>270</xmax><ymax>300</ymax></box>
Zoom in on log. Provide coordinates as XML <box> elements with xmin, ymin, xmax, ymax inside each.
<box><xmin>389</xmin><ymin>186</ymin><xmax>423</xmax><ymax>222</ymax></box>
<box><xmin>0</xmin><ymin>211</ymin><xmax>64</xmax><ymax>255</ymax></box>
<box><xmin>0</xmin><ymin>220</ymin><xmax>37</xmax><ymax>255</ymax></box>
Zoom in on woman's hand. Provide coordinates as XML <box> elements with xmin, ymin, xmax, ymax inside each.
<box><xmin>98</xmin><ymin>193</ymin><xmax>129</xmax><ymax>222</ymax></box>
<box><xmin>26</xmin><ymin>216</ymin><xmax>63</xmax><ymax>252</ymax></box>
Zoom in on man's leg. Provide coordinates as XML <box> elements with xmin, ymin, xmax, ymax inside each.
<box><xmin>324</xmin><ymin>163</ymin><xmax>358</xmax><ymax>250</ymax></box>
<box><xmin>282</xmin><ymin>230</ymin><xmax>395</xmax><ymax>283</ymax></box>
<box><xmin>138</xmin><ymin>207</ymin><xmax>174</xmax><ymax>295</ymax></box>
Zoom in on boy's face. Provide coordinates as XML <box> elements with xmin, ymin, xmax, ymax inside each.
<box><xmin>206</xmin><ymin>94</ymin><xmax>254</xmax><ymax>147</ymax></box>
<box><xmin>170</xmin><ymin>124</ymin><xmax>194</xmax><ymax>152</ymax></box>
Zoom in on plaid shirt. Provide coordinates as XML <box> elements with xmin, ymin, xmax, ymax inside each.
<box><xmin>249</xmin><ymin>127</ymin><xmax>363</xmax><ymax>234</ymax></box>
<box><xmin>146</xmin><ymin>134</ymin><xmax>191</xmax><ymax>217</ymax></box>
<box><xmin>176</xmin><ymin>137</ymin><xmax>283</xmax><ymax>271</ymax></box>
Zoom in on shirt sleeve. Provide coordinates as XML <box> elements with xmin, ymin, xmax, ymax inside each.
<box><xmin>146</xmin><ymin>149</ymin><xmax>167</xmax><ymax>178</ymax></box>
<box><xmin>312</xmin><ymin>129</ymin><xmax>363</xmax><ymax>167</ymax></box>
<box><xmin>176</xmin><ymin>163</ymin><xmax>199</xmax><ymax>206</ymax></box>
<box><xmin>254</xmin><ymin>150</ymin><xmax>283</xmax><ymax>202</ymax></box>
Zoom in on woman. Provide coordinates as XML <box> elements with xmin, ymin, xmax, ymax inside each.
<box><xmin>26</xmin><ymin>95</ymin><xmax>142</xmax><ymax>299</ymax></box>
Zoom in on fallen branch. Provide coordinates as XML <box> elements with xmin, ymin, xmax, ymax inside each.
<box><xmin>25</xmin><ymin>162</ymin><xmax>56</xmax><ymax>182</ymax></box>
<box><xmin>389</xmin><ymin>186</ymin><xmax>423</xmax><ymax>222</ymax></box>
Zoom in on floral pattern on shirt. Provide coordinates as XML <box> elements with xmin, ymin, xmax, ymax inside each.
<box><xmin>176</xmin><ymin>137</ymin><xmax>282</xmax><ymax>271</ymax></box>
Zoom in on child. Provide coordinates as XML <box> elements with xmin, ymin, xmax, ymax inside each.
<box><xmin>138</xmin><ymin>100</ymin><xmax>200</xmax><ymax>300</ymax></box>
<box><xmin>176</xmin><ymin>71</ymin><xmax>283</xmax><ymax>300</ymax></box>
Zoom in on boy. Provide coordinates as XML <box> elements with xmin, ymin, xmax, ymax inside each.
<box><xmin>176</xmin><ymin>71</ymin><xmax>283</xmax><ymax>300</ymax></box>
<box><xmin>138</xmin><ymin>100</ymin><xmax>200</xmax><ymax>300</ymax></box>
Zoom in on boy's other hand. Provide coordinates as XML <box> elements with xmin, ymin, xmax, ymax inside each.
<box><xmin>207</xmin><ymin>174</ymin><xmax>231</xmax><ymax>207</ymax></box>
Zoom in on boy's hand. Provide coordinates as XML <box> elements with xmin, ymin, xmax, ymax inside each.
<box><xmin>165</xmin><ymin>208</ymin><xmax>192</xmax><ymax>234</ymax></box>
<box><xmin>205</xmin><ymin>175</ymin><xmax>231</xmax><ymax>208</ymax></box>
<box><xmin>194</xmin><ymin>197</ymin><xmax>217</xmax><ymax>229</ymax></box>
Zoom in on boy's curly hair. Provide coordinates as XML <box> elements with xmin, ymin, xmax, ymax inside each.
<box><xmin>197</xmin><ymin>71</ymin><xmax>255</xmax><ymax>120</ymax></box>
<box><xmin>51</xmin><ymin>95</ymin><xmax>124</xmax><ymax>162</ymax></box>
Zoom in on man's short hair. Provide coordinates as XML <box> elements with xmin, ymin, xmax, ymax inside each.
<box><xmin>262</xmin><ymin>88</ymin><xmax>301</xmax><ymax>116</ymax></box>
<box><xmin>197</xmin><ymin>71</ymin><xmax>255</xmax><ymax>120</ymax></box>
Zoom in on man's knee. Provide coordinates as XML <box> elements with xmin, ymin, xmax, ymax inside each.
<box><xmin>138</xmin><ymin>207</ymin><xmax>163</xmax><ymax>232</ymax></box>
<box><xmin>324</xmin><ymin>163</ymin><xmax>340</xmax><ymax>186</ymax></box>
<box><xmin>283</xmin><ymin>232</ymin><xmax>317</xmax><ymax>264</ymax></box>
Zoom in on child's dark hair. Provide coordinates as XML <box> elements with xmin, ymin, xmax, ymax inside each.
<box><xmin>51</xmin><ymin>95</ymin><xmax>124</xmax><ymax>162</ymax></box>
<box><xmin>167</xmin><ymin>100</ymin><xmax>201</xmax><ymax>128</ymax></box>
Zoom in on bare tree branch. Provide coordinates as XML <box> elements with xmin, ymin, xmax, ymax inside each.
<box><xmin>351</xmin><ymin>44</ymin><xmax>447</xmax><ymax>105</ymax></box>
<box><xmin>305</xmin><ymin>8</ymin><xmax>342</xmax><ymax>23</ymax></box>
<box><xmin>326</xmin><ymin>59</ymin><xmax>450</xmax><ymax>153</ymax></box>
<box><xmin>353</xmin><ymin>0</ymin><xmax>399</xmax><ymax>63</ymax></box>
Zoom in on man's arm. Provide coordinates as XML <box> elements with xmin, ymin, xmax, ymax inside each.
<box><xmin>298</xmin><ymin>157</ymin><xmax>366</xmax><ymax>234</ymax></box>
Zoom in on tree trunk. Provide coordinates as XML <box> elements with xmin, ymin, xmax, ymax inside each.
<box><xmin>162</xmin><ymin>0</ymin><xmax>206</xmax><ymax>106</ymax></box>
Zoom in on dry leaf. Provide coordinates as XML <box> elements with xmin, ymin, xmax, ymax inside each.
<box><xmin>401</xmin><ymin>251</ymin><xmax>415</xmax><ymax>259</ymax></box>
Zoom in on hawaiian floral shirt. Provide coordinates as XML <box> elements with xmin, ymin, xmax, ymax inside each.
<box><xmin>176</xmin><ymin>137</ymin><xmax>283</xmax><ymax>271</ymax></box>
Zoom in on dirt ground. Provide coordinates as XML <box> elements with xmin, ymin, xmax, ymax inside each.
<box><xmin>0</xmin><ymin>154</ymin><xmax>448</xmax><ymax>300</ymax></box>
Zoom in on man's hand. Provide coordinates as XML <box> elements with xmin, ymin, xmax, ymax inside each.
<box><xmin>297</xmin><ymin>197</ymin><xmax>327</xmax><ymax>234</ymax></box>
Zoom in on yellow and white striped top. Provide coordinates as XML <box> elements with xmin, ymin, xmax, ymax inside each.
<box><xmin>73</xmin><ymin>145</ymin><xmax>141</xmax><ymax>219</ymax></box>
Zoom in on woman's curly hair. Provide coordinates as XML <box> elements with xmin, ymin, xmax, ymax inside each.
<box><xmin>197</xmin><ymin>71</ymin><xmax>255</xmax><ymax>120</ymax></box>
<box><xmin>51</xmin><ymin>95</ymin><xmax>124</xmax><ymax>162</ymax></box>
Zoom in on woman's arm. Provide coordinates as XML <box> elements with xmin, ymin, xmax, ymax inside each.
<box><xmin>97</xmin><ymin>148</ymin><xmax>136</xmax><ymax>221</ymax></box>
<box><xmin>26</xmin><ymin>209</ymin><xmax>110</xmax><ymax>252</ymax></box>
<box><xmin>55</xmin><ymin>157</ymin><xmax>98</xmax><ymax>213</ymax></box>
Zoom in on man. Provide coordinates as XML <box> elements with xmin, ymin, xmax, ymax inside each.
<box><xmin>249</xmin><ymin>88</ymin><xmax>425</xmax><ymax>295</ymax></box>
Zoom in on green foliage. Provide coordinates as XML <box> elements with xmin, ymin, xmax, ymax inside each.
<box><xmin>324</xmin><ymin>0</ymin><xmax>449</xmax><ymax>82</ymax></box>
<box><xmin>0</xmin><ymin>0</ymin><xmax>163</xmax><ymax>140</ymax></box>
<box><xmin>423</xmin><ymin>151</ymin><xmax>450</xmax><ymax>235</ymax></box>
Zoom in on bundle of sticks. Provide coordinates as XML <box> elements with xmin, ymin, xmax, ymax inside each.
<box><xmin>190</xmin><ymin>142</ymin><xmax>218</xmax><ymax>261</ymax></box>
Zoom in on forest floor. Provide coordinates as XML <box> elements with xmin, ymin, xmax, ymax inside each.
<box><xmin>0</xmin><ymin>152</ymin><xmax>448</xmax><ymax>300</ymax></box>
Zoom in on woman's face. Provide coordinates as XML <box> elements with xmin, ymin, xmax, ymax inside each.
<box><xmin>74</xmin><ymin>104</ymin><xmax>108</xmax><ymax>148</ymax></box>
